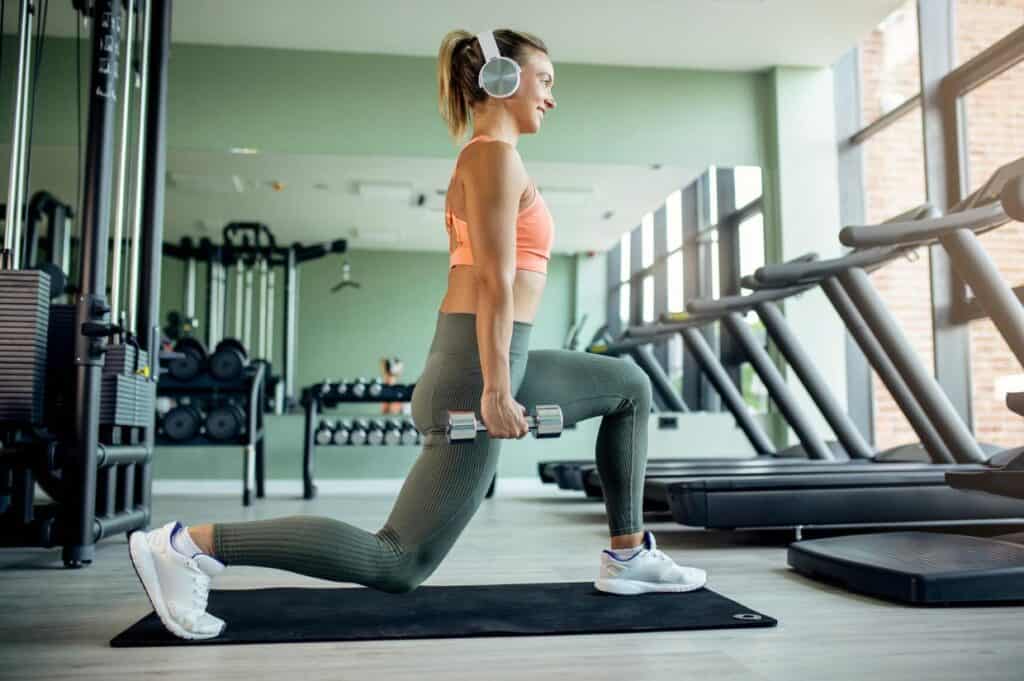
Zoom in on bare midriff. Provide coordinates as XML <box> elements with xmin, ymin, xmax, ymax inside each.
<box><xmin>439</xmin><ymin>171</ymin><xmax>547</xmax><ymax>323</ymax></box>
<box><xmin>439</xmin><ymin>266</ymin><xmax>547</xmax><ymax>323</ymax></box>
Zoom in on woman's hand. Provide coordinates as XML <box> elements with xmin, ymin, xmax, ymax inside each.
<box><xmin>480</xmin><ymin>391</ymin><xmax>530</xmax><ymax>439</ymax></box>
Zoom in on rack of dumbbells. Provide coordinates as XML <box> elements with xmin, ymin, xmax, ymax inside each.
<box><xmin>0</xmin><ymin>0</ymin><xmax>173</xmax><ymax>567</ymax></box>
<box><xmin>156</xmin><ymin>336</ymin><xmax>267</xmax><ymax>506</ymax></box>
<box><xmin>162</xmin><ymin>224</ymin><xmax>348</xmax><ymax>416</ymax></box>
<box><xmin>299</xmin><ymin>378</ymin><xmax>418</xmax><ymax>499</ymax></box>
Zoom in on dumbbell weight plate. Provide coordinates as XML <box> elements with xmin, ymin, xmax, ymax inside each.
<box><xmin>163</xmin><ymin>404</ymin><xmax>203</xmax><ymax>441</ymax></box>
<box><xmin>210</xmin><ymin>338</ymin><xmax>248</xmax><ymax>381</ymax></box>
<box><xmin>316</xmin><ymin>425</ymin><xmax>334</xmax><ymax>445</ymax></box>
<box><xmin>169</xmin><ymin>337</ymin><xmax>207</xmax><ymax>382</ymax></box>
<box><xmin>533</xmin><ymin>404</ymin><xmax>564</xmax><ymax>438</ymax></box>
<box><xmin>206</xmin><ymin>405</ymin><xmax>246</xmax><ymax>441</ymax></box>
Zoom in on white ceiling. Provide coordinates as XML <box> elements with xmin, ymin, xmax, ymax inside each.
<box><xmin>8</xmin><ymin>0</ymin><xmax>905</xmax><ymax>71</ymax></box>
<box><xmin>3</xmin><ymin>1</ymin><xmax>904</xmax><ymax>253</ymax></box>
<box><xmin>13</xmin><ymin>145</ymin><xmax>699</xmax><ymax>254</ymax></box>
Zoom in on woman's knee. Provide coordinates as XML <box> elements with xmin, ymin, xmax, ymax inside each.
<box><xmin>621</xmin><ymin>361</ymin><xmax>653</xmax><ymax>408</ymax></box>
<box><xmin>376</xmin><ymin>550</ymin><xmax>441</xmax><ymax>594</ymax></box>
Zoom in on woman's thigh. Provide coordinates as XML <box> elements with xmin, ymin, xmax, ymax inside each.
<box><xmin>515</xmin><ymin>349</ymin><xmax>647</xmax><ymax>426</ymax></box>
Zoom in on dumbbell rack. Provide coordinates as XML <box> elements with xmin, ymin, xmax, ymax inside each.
<box><xmin>300</xmin><ymin>380</ymin><xmax>416</xmax><ymax>499</ymax></box>
<box><xmin>156</xmin><ymin>364</ymin><xmax>266</xmax><ymax>506</ymax></box>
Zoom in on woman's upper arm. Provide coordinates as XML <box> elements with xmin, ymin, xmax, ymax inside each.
<box><xmin>462</xmin><ymin>142</ymin><xmax>529</xmax><ymax>286</ymax></box>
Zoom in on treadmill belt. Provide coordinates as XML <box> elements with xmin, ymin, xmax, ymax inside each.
<box><xmin>649</xmin><ymin>469</ymin><xmax>1024</xmax><ymax>528</ymax></box>
<box><xmin>111</xmin><ymin>582</ymin><xmax>776</xmax><ymax>647</ymax></box>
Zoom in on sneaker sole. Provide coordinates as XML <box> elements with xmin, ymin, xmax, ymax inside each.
<box><xmin>593</xmin><ymin>577</ymin><xmax>707</xmax><ymax>596</ymax></box>
<box><xmin>128</xmin><ymin>531</ymin><xmax>224</xmax><ymax>640</ymax></box>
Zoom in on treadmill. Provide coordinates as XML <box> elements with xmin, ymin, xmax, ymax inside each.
<box><xmin>553</xmin><ymin>233</ymin><xmax>979</xmax><ymax>497</ymax></box>
<box><xmin>641</xmin><ymin>199</ymin><xmax>1023</xmax><ymax>530</ymax></box>
<box><xmin>581</xmin><ymin>227</ymin><xmax>971</xmax><ymax>501</ymax></box>
<box><xmin>787</xmin><ymin>163</ymin><xmax>1024</xmax><ymax>603</ymax></box>
<box><xmin>549</xmin><ymin>281</ymin><xmax>861</xmax><ymax>494</ymax></box>
<box><xmin>541</xmin><ymin>268</ymin><xmax>848</xmax><ymax>492</ymax></box>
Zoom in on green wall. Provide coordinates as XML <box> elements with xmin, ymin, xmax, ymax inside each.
<box><xmin>2</xmin><ymin>37</ymin><xmax>766</xmax><ymax>167</ymax></box>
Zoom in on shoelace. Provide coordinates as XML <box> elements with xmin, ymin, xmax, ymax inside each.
<box><xmin>186</xmin><ymin>559</ymin><xmax>212</xmax><ymax>612</ymax></box>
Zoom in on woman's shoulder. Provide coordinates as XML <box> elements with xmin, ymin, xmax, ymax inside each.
<box><xmin>459</xmin><ymin>140</ymin><xmax>527</xmax><ymax>187</ymax></box>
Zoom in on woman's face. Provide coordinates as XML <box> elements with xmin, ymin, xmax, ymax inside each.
<box><xmin>512</xmin><ymin>49</ymin><xmax>556</xmax><ymax>134</ymax></box>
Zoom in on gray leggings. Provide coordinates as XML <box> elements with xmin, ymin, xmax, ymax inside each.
<box><xmin>213</xmin><ymin>312</ymin><xmax>652</xmax><ymax>593</ymax></box>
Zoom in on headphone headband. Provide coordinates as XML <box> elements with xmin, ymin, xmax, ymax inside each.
<box><xmin>476</xmin><ymin>30</ymin><xmax>501</xmax><ymax>62</ymax></box>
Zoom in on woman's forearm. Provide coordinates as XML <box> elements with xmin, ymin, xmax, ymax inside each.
<box><xmin>476</xmin><ymin>281</ymin><xmax>515</xmax><ymax>394</ymax></box>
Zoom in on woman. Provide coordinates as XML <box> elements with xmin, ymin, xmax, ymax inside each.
<box><xmin>128</xmin><ymin>29</ymin><xmax>706</xmax><ymax>641</ymax></box>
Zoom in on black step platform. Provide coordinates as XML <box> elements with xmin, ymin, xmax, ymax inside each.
<box><xmin>788</xmin><ymin>531</ymin><xmax>1024</xmax><ymax>604</ymax></box>
<box><xmin>648</xmin><ymin>469</ymin><xmax>1024</xmax><ymax>528</ymax></box>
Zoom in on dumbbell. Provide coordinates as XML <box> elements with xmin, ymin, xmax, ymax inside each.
<box><xmin>349</xmin><ymin>419</ymin><xmax>369</xmax><ymax>445</ymax></box>
<box><xmin>367</xmin><ymin>378</ymin><xmax>384</xmax><ymax>398</ymax></box>
<box><xmin>383</xmin><ymin>418</ymin><xmax>403</xmax><ymax>445</ymax></box>
<box><xmin>399</xmin><ymin>418</ymin><xmax>419</xmax><ymax>446</ymax></box>
<box><xmin>366</xmin><ymin>419</ymin><xmax>385</xmax><ymax>445</ymax></box>
<box><xmin>168</xmin><ymin>337</ymin><xmax>207</xmax><ymax>382</ymax></box>
<box><xmin>210</xmin><ymin>338</ymin><xmax>249</xmax><ymax>381</ymax></box>
<box><xmin>315</xmin><ymin>419</ymin><xmax>334</xmax><ymax>445</ymax></box>
<box><xmin>332</xmin><ymin>380</ymin><xmax>349</xmax><ymax>401</ymax></box>
<box><xmin>162</xmin><ymin>404</ymin><xmax>204</xmax><ymax>441</ymax></box>
<box><xmin>350</xmin><ymin>378</ymin><xmax>368</xmax><ymax>399</ymax></box>
<box><xmin>332</xmin><ymin>418</ymin><xmax>352</xmax><ymax>445</ymax></box>
<box><xmin>206</xmin><ymin>404</ymin><xmax>247</xmax><ymax>442</ymax></box>
<box><xmin>447</xmin><ymin>405</ymin><xmax>563</xmax><ymax>443</ymax></box>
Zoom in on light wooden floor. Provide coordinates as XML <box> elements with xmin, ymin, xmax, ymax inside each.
<box><xmin>1</xmin><ymin>482</ymin><xmax>1022</xmax><ymax>681</ymax></box>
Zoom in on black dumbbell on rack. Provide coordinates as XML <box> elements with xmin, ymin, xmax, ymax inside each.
<box><xmin>162</xmin><ymin>403</ymin><xmax>204</xmax><ymax>441</ymax></box>
<box><xmin>209</xmin><ymin>338</ymin><xmax>249</xmax><ymax>381</ymax></box>
<box><xmin>168</xmin><ymin>337</ymin><xmax>207</xmax><ymax>382</ymax></box>
<box><xmin>206</xmin><ymin>403</ymin><xmax>247</xmax><ymax>442</ymax></box>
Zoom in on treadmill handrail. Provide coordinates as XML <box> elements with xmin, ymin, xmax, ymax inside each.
<box><xmin>754</xmin><ymin>246</ymin><xmax>914</xmax><ymax>287</ymax></box>
<box><xmin>686</xmin><ymin>282</ymin><xmax>814</xmax><ymax>315</ymax></box>
<box><xmin>839</xmin><ymin>200</ymin><xmax>1008</xmax><ymax>249</ymax></box>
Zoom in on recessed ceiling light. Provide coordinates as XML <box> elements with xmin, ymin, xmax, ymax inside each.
<box><xmin>229</xmin><ymin>147</ymin><xmax>260</xmax><ymax>155</ymax></box>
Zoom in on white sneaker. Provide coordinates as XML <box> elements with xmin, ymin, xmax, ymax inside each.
<box><xmin>128</xmin><ymin>521</ymin><xmax>227</xmax><ymax>640</ymax></box>
<box><xmin>594</xmin><ymin>530</ymin><xmax>707</xmax><ymax>595</ymax></box>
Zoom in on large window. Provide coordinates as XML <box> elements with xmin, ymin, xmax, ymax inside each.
<box><xmin>860</xmin><ymin>0</ymin><xmax>921</xmax><ymax>121</ymax></box>
<box><xmin>863</xmin><ymin>105</ymin><xmax>932</xmax><ymax>451</ymax></box>
<box><xmin>838</xmin><ymin>0</ymin><xmax>1024</xmax><ymax>449</ymax></box>
<box><xmin>961</xmin><ymin>60</ymin><xmax>1024</xmax><ymax>447</ymax></box>
<box><xmin>607</xmin><ymin>167</ymin><xmax>766</xmax><ymax>411</ymax></box>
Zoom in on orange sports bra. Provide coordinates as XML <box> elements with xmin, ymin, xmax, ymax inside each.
<box><xmin>444</xmin><ymin>135</ymin><xmax>555</xmax><ymax>275</ymax></box>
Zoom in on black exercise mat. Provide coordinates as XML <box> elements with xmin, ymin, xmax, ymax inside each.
<box><xmin>111</xmin><ymin>581</ymin><xmax>775</xmax><ymax>647</ymax></box>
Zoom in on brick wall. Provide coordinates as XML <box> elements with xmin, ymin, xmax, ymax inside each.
<box><xmin>857</xmin><ymin>0</ymin><xmax>1024</xmax><ymax>450</ymax></box>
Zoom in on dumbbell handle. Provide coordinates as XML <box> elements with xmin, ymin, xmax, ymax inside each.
<box><xmin>447</xmin><ymin>405</ymin><xmax>563</xmax><ymax>442</ymax></box>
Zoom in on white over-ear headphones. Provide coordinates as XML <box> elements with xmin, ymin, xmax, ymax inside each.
<box><xmin>476</xmin><ymin>30</ymin><xmax>520</xmax><ymax>98</ymax></box>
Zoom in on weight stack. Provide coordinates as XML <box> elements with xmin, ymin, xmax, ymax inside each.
<box><xmin>101</xmin><ymin>344</ymin><xmax>155</xmax><ymax>427</ymax></box>
<box><xmin>0</xmin><ymin>271</ymin><xmax>51</xmax><ymax>424</ymax></box>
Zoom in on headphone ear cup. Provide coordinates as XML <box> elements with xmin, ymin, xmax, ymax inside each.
<box><xmin>478</xmin><ymin>56</ymin><xmax>521</xmax><ymax>98</ymax></box>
